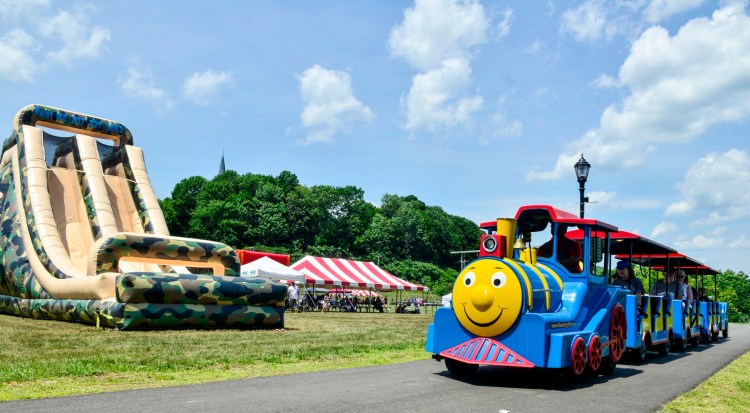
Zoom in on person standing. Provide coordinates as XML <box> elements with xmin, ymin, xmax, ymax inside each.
<box><xmin>287</xmin><ymin>281</ymin><xmax>299</xmax><ymax>312</ymax></box>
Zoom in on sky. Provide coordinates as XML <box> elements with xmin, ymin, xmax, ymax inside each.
<box><xmin>1</xmin><ymin>0</ymin><xmax>749</xmax><ymax>274</ymax></box>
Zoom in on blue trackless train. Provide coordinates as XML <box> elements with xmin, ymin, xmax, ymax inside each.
<box><xmin>426</xmin><ymin>205</ymin><xmax>728</xmax><ymax>383</ymax></box>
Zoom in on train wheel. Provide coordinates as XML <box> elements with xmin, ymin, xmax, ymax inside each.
<box><xmin>722</xmin><ymin>326</ymin><xmax>729</xmax><ymax>338</ymax></box>
<box><xmin>711</xmin><ymin>331</ymin><xmax>719</xmax><ymax>341</ymax></box>
<box><xmin>547</xmin><ymin>368</ymin><xmax>573</xmax><ymax>387</ymax></box>
<box><xmin>609</xmin><ymin>304</ymin><xmax>626</xmax><ymax>363</ymax></box>
<box><xmin>632</xmin><ymin>340</ymin><xmax>647</xmax><ymax>364</ymax></box>
<box><xmin>571</xmin><ymin>337</ymin><xmax>587</xmax><ymax>377</ymax></box>
<box><xmin>700</xmin><ymin>333</ymin><xmax>710</xmax><ymax>344</ymax></box>
<box><xmin>689</xmin><ymin>334</ymin><xmax>699</xmax><ymax>347</ymax></box>
<box><xmin>672</xmin><ymin>338</ymin><xmax>686</xmax><ymax>352</ymax></box>
<box><xmin>657</xmin><ymin>341</ymin><xmax>670</xmax><ymax>356</ymax></box>
<box><xmin>444</xmin><ymin>358</ymin><xmax>478</xmax><ymax>377</ymax></box>
<box><xmin>596</xmin><ymin>356</ymin><xmax>617</xmax><ymax>376</ymax></box>
<box><xmin>588</xmin><ymin>335</ymin><xmax>602</xmax><ymax>372</ymax></box>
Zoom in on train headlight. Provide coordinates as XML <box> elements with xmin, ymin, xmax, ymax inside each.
<box><xmin>482</xmin><ymin>236</ymin><xmax>498</xmax><ymax>253</ymax></box>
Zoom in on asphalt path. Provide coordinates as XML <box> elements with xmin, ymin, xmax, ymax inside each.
<box><xmin>3</xmin><ymin>324</ymin><xmax>749</xmax><ymax>413</ymax></box>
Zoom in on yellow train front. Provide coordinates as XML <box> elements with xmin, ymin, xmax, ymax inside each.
<box><xmin>426</xmin><ymin>205</ymin><xmax>628</xmax><ymax>381</ymax></box>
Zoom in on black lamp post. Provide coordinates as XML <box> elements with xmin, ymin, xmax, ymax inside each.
<box><xmin>574</xmin><ymin>154</ymin><xmax>591</xmax><ymax>218</ymax></box>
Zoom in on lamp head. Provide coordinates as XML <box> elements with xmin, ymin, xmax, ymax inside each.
<box><xmin>574</xmin><ymin>154</ymin><xmax>591</xmax><ymax>183</ymax></box>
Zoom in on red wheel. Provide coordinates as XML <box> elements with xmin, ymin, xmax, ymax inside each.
<box><xmin>571</xmin><ymin>337</ymin><xmax>586</xmax><ymax>377</ymax></box>
<box><xmin>588</xmin><ymin>335</ymin><xmax>602</xmax><ymax>372</ymax></box>
<box><xmin>609</xmin><ymin>304</ymin><xmax>626</xmax><ymax>363</ymax></box>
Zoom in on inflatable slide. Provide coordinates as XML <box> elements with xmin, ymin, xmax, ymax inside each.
<box><xmin>0</xmin><ymin>104</ymin><xmax>286</xmax><ymax>330</ymax></box>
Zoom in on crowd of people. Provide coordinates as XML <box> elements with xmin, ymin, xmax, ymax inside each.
<box><xmin>612</xmin><ymin>261</ymin><xmax>714</xmax><ymax>309</ymax></box>
<box><xmin>285</xmin><ymin>282</ymin><xmax>389</xmax><ymax>313</ymax></box>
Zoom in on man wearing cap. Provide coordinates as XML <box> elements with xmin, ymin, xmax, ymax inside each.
<box><xmin>649</xmin><ymin>268</ymin><xmax>684</xmax><ymax>300</ymax></box>
<box><xmin>612</xmin><ymin>260</ymin><xmax>645</xmax><ymax>307</ymax></box>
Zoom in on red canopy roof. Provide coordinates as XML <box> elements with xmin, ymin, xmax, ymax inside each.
<box><xmin>291</xmin><ymin>256</ymin><xmax>428</xmax><ymax>291</ymax></box>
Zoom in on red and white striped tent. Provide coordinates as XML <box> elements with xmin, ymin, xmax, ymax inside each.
<box><xmin>291</xmin><ymin>255</ymin><xmax>428</xmax><ymax>291</ymax></box>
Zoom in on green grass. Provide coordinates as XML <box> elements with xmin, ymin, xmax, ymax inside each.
<box><xmin>660</xmin><ymin>351</ymin><xmax>750</xmax><ymax>413</ymax></box>
<box><xmin>0</xmin><ymin>311</ymin><xmax>434</xmax><ymax>401</ymax></box>
<box><xmin>2</xmin><ymin>311</ymin><xmax>747</xmax><ymax>409</ymax></box>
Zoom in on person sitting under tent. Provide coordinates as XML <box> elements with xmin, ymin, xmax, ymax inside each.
<box><xmin>321</xmin><ymin>294</ymin><xmax>331</xmax><ymax>313</ymax></box>
<box><xmin>373</xmin><ymin>296</ymin><xmax>384</xmax><ymax>313</ymax></box>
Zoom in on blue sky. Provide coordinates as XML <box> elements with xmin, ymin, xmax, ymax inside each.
<box><xmin>1</xmin><ymin>0</ymin><xmax>749</xmax><ymax>273</ymax></box>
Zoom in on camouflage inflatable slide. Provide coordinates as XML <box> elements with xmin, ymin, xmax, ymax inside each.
<box><xmin>0</xmin><ymin>104</ymin><xmax>286</xmax><ymax>330</ymax></box>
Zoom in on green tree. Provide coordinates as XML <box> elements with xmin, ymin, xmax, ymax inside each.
<box><xmin>164</xmin><ymin>175</ymin><xmax>208</xmax><ymax>235</ymax></box>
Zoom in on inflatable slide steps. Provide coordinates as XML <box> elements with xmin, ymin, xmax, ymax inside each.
<box><xmin>0</xmin><ymin>104</ymin><xmax>286</xmax><ymax>329</ymax></box>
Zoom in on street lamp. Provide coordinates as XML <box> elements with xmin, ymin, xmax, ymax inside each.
<box><xmin>574</xmin><ymin>154</ymin><xmax>591</xmax><ymax>218</ymax></box>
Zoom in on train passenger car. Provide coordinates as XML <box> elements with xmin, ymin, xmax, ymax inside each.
<box><xmin>426</xmin><ymin>205</ymin><xmax>628</xmax><ymax>383</ymax></box>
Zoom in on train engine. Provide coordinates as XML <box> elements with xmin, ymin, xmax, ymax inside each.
<box><xmin>426</xmin><ymin>205</ymin><xmax>627</xmax><ymax>382</ymax></box>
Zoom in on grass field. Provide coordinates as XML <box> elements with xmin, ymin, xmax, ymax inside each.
<box><xmin>0</xmin><ymin>311</ymin><xmax>434</xmax><ymax>401</ymax></box>
<box><xmin>1</xmin><ymin>311</ymin><xmax>747</xmax><ymax>411</ymax></box>
<box><xmin>660</xmin><ymin>351</ymin><xmax>750</xmax><ymax>413</ymax></box>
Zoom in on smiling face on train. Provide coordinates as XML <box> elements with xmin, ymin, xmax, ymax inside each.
<box><xmin>452</xmin><ymin>259</ymin><xmax>524</xmax><ymax>337</ymax></box>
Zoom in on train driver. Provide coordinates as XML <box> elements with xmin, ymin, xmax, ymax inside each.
<box><xmin>612</xmin><ymin>260</ymin><xmax>644</xmax><ymax>307</ymax></box>
<box><xmin>537</xmin><ymin>224</ymin><xmax>582</xmax><ymax>273</ymax></box>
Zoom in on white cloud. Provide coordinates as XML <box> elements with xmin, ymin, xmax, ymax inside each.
<box><xmin>0</xmin><ymin>0</ymin><xmax>50</xmax><ymax>20</ymax></box>
<box><xmin>480</xmin><ymin>95</ymin><xmax>522</xmax><ymax>143</ymax></box>
<box><xmin>674</xmin><ymin>234</ymin><xmax>725</xmax><ymax>250</ymax></box>
<box><xmin>650</xmin><ymin>221</ymin><xmax>678</xmax><ymax>238</ymax></box>
<box><xmin>182</xmin><ymin>69</ymin><xmax>234</xmax><ymax>106</ymax></box>
<box><xmin>388</xmin><ymin>0</ymin><xmax>488</xmax><ymax>71</ymax></box>
<box><xmin>729</xmin><ymin>235</ymin><xmax>750</xmax><ymax>249</ymax></box>
<box><xmin>403</xmin><ymin>58</ymin><xmax>483</xmax><ymax>135</ymax></box>
<box><xmin>560</xmin><ymin>0</ymin><xmax>614</xmax><ymax>43</ymax></box>
<box><xmin>298</xmin><ymin>64</ymin><xmax>374</xmax><ymax>144</ymax></box>
<box><xmin>390</xmin><ymin>0</ymin><xmax>495</xmax><ymax>137</ymax></box>
<box><xmin>38</xmin><ymin>6</ymin><xmax>110</xmax><ymax>65</ymax></box>
<box><xmin>0</xmin><ymin>29</ymin><xmax>39</xmax><ymax>82</ymax></box>
<box><xmin>533</xmin><ymin>4</ymin><xmax>750</xmax><ymax>180</ymax></box>
<box><xmin>665</xmin><ymin>200</ymin><xmax>693</xmax><ymax>216</ymax></box>
<box><xmin>592</xmin><ymin>74</ymin><xmax>619</xmax><ymax>89</ymax></box>
<box><xmin>119</xmin><ymin>68</ymin><xmax>174</xmax><ymax>110</ymax></box>
<box><xmin>668</xmin><ymin>149</ymin><xmax>750</xmax><ymax>224</ymax></box>
<box><xmin>643</xmin><ymin>0</ymin><xmax>706</xmax><ymax>24</ymax></box>
<box><xmin>495</xmin><ymin>7</ymin><xmax>513</xmax><ymax>39</ymax></box>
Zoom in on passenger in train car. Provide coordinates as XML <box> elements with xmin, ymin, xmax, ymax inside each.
<box><xmin>612</xmin><ymin>260</ymin><xmax>644</xmax><ymax>306</ymax></box>
<box><xmin>537</xmin><ymin>224</ymin><xmax>582</xmax><ymax>273</ymax></box>
<box><xmin>677</xmin><ymin>270</ymin><xmax>693</xmax><ymax>309</ymax></box>
<box><xmin>649</xmin><ymin>268</ymin><xmax>684</xmax><ymax>299</ymax></box>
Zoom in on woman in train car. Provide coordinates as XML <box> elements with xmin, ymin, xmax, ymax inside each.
<box><xmin>612</xmin><ymin>260</ymin><xmax>645</xmax><ymax>307</ymax></box>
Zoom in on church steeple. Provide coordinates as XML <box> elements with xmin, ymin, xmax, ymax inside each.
<box><xmin>218</xmin><ymin>150</ymin><xmax>225</xmax><ymax>175</ymax></box>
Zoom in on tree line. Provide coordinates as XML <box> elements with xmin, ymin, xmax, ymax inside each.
<box><xmin>158</xmin><ymin>170</ymin><xmax>481</xmax><ymax>295</ymax></box>
<box><xmin>158</xmin><ymin>170</ymin><xmax>750</xmax><ymax>311</ymax></box>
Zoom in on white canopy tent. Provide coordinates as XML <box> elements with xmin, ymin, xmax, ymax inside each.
<box><xmin>240</xmin><ymin>256</ymin><xmax>305</xmax><ymax>283</ymax></box>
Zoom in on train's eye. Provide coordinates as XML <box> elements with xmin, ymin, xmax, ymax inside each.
<box><xmin>490</xmin><ymin>272</ymin><xmax>507</xmax><ymax>288</ymax></box>
<box><xmin>463</xmin><ymin>272</ymin><xmax>476</xmax><ymax>287</ymax></box>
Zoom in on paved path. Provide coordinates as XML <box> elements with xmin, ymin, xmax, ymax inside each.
<box><xmin>3</xmin><ymin>324</ymin><xmax>749</xmax><ymax>413</ymax></box>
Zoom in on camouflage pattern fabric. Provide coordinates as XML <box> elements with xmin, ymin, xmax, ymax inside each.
<box><xmin>121</xmin><ymin>303</ymin><xmax>284</xmax><ymax>330</ymax></box>
<box><xmin>16</xmin><ymin>104</ymin><xmax>133</xmax><ymax>147</ymax></box>
<box><xmin>116</xmin><ymin>272</ymin><xmax>287</xmax><ymax>306</ymax></box>
<box><xmin>92</xmin><ymin>233</ymin><xmax>241</xmax><ymax>276</ymax></box>
<box><xmin>20</xmin><ymin>297</ymin><xmax>124</xmax><ymax>328</ymax></box>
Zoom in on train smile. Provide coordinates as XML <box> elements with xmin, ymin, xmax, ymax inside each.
<box><xmin>462</xmin><ymin>304</ymin><xmax>504</xmax><ymax>327</ymax></box>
